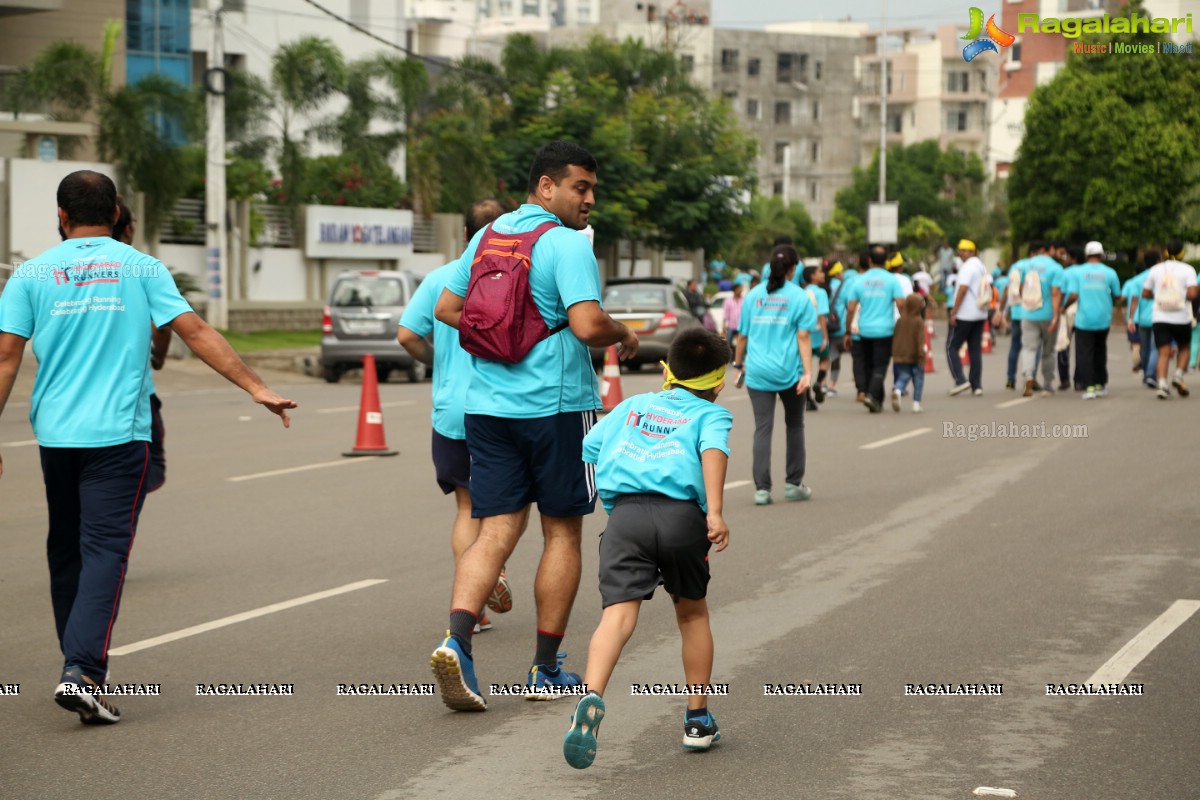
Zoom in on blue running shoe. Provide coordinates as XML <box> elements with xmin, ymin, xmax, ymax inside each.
<box><xmin>430</xmin><ymin>632</ymin><xmax>487</xmax><ymax>712</ymax></box>
<box><xmin>525</xmin><ymin>651</ymin><xmax>582</xmax><ymax>701</ymax></box>
<box><xmin>563</xmin><ymin>693</ymin><xmax>605</xmax><ymax>769</ymax></box>
<box><xmin>682</xmin><ymin>711</ymin><xmax>721</xmax><ymax>750</ymax></box>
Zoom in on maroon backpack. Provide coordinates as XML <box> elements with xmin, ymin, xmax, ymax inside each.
<box><xmin>459</xmin><ymin>220</ymin><xmax>570</xmax><ymax>363</ymax></box>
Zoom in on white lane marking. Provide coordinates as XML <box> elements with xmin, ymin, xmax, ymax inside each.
<box><xmin>1</xmin><ymin>439</ymin><xmax>38</xmax><ymax>447</ymax></box>
<box><xmin>109</xmin><ymin>579</ymin><xmax>389</xmax><ymax>656</ymax></box>
<box><xmin>724</xmin><ymin>480</ymin><xmax>752</xmax><ymax>490</ymax></box>
<box><xmin>995</xmin><ymin>398</ymin><xmax>1033</xmax><ymax>409</ymax></box>
<box><xmin>1086</xmin><ymin>599</ymin><xmax>1200</xmax><ymax>685</ymax></box>
<box><xmin>316</xmin><ymin>400</ymin><xmax>414</xmax><ymax>414</ymax></box>
<box><xmin>860</xmin><ymin>428</ymin><xmax>932</xmax><ymax>450</ymax></box>
<box><xmin>228</xmin><ymin>457</ymin><xmax>382</xmax><ymax>482</ymax></box>
<box><xmin>974</xmin><ymin>789</ymin><xmax>1017</xmax><ymax>798</ymax></box>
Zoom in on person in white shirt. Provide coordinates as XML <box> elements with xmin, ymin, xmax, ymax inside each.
<box><xmin>1142</xmin><ymin>239</ymin><xmax>1199</xmax><ymax>399</ymax></box>
<box><xmin>912</xmin><ymin>267</ymin><xmax>933</xmax><ymax>297</ymax></box>
<box><xmin>945</xmin><ymin>239</ymin><xmax>991</xmax><ymax>396</ymax></box>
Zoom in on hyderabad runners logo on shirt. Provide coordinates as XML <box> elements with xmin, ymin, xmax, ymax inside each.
<box><xmin>961</xmin><ymin>7</ymin><xmax>1014</xmax><ymax>62</ymax></box>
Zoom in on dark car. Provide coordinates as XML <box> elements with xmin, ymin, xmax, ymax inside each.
<box><xmin>590</xmin><ymin>277</ymin><xmax>702</xmax><ymax>369</ymax></box>
<box><xmin>320</xmin><ymin>270</ymin><xmax>428</xmax><ymax>383</ymax></box>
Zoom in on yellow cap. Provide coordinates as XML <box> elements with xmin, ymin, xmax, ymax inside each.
<box><xmin>827</xmin><ymin>261</ymin><xmax>844</xmax><ymax>277</ymax></box>
<box><xmin>886</xmin><ymin>252</ymin><xmax>904</xmax><ymax>269</ymax></box>
<box><xmin>957</xmin><ymin>239</ymin><xmax>977</xmax><ymax>251</ymax></box>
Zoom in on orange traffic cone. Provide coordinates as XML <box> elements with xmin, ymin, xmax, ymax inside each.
<box><xmin>600</xmin><ymin>346</ymin><xmax>624</xmax><ymax>412</ymax></box>
<box><xmin>960</xmin><ymin>343</ymin><xmax>970</xmax><ymax>366</ymax></box>
<box><xmin>343</xmin><ymin>353</ymin><xmax>399</xmax><ymax>457</ymax></box>
<box><xmin>924</xmin><ymin>321</ymin><xmax>936</xmax><ymax>373</ymax></box>
<box><xmin>982</xmin><ymin>320</ymin><xmax>994</xmax><ymax>354</ymax></box>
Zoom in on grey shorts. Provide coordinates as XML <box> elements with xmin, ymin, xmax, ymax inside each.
<box><xmin>598</xmin><ymin>494</ymin><xmax>711</xmax><ymax>608</ymax></box>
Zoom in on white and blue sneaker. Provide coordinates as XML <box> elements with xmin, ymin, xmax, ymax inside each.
<box><xmin>430</xmin><ymin>632</ymin><xmax>487</xmax><ymax>711</ymax></box>
<box><xmin>563</xmin><ymin>692</ymin><xmax>606</xmax><ymax>769</ymax></box>
<box><xmin>526</xmin><ymin>651</ymin><xmax>582</xmax><ymax>701</ymax></box>
<box><xmin>682</xmin><ymin>710</ymin><xmax>721</xmax><ymax>750</ymax></box>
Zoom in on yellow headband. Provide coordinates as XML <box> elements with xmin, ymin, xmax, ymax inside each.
<box><xmin>661</xmin><ymin>361</ymin><xmax>726</xmax><ymax>393</ymax></box>
<box><xmin>887</xmin><ymin>252</ymin><xmax>904</xmax><ymax>268</ymax></box>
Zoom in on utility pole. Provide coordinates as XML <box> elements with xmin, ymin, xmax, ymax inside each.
<box><xmin>878</xmin><ymin>0</ymin><xmax>888</xmax><ymax>205</ymax></box>
<box><xmin>205</xmin><ymin>0</ymin><xmax>229</xmax><ymax>329</ymax></box>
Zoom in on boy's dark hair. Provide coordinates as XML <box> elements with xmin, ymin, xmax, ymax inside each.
<box><xmin>1069</xmin><ymin>245</ymin><xmax>1086</xmax><ymax>264</ymax></box>
<box><xmin>112</xmin><ymin>195</ymin><xmax>133</xmax><ymax>243</ymax></box>
<box><xmin>773</xmin><ymin>234</ymin><xmax>794</xmax><ymax>247</ymax></box>
<box><xmin>667</xmin><ymin>327</ymin><xmax>731</xmax><ymax>385</ymax></box>
<box><xmin>526</xmin><ymin>141</ymin><xmax>598</xmax><ymax>194</ymax></box>
<box><xmin>767</xmin><ymin>245</ymin><xmax>798</xmax><ymax>293</ymax></box>
<box><xmin>1028</xmin><ymin>240</ymin><xmax>1045</xmax><ymax>255</ymax></box>
<box><xmin>802</xmin><ymin>265</ymin><xmax>819</xmax><ymax>283</ymax></box>
<box><xmin>867</xmin><ymin>244</ymin><xmax>888</xmax><ymax>267</ymax></box>
<box><xmin>57</xmin><ymin>170</ymin><xmax>117</xmax><ymax>228</ymax></box>
<box><xmin>1143</xmin><ymin>249</ymin><xmax>1160</xmax><ymax>269</ymax></box>
<box><xmin>1166</xmin><ymin>239</ymin><xmax>1185</xmax><ymax>259</ymax></box>
<box><xmin>465</xmin><ymin>197</ymin><xmax>505</xmax><ymax>240</ymax></box>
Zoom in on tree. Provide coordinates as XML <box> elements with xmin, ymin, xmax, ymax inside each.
<box><xmin>816</xmin><ymin>208</ymin><xmax>867</xmax><ymax>256</ymax></box>
<box><xmin>726</xmin><ymin>196</ymin><xmax>818</xmax><ymax>270</ymax></box>
<box><xmin>834</xmin><ymin>140</ymin><xmax>989</xmax><ymax>247</ymax></box>
<box><xmin>1008</xmin><ymin>0</ymin><xmax>1200</xmax><ymax>250</ymax></box>
<box><xmin>270</xmin><ymin>37</ymin><xmax>347</xmax><ymax>208</ymax></box>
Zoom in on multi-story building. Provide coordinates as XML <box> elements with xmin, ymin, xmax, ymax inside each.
<box><xmin>857</xmin><ymin>24</ymin><xmax>997</xmax><ymax>173</ymax></box>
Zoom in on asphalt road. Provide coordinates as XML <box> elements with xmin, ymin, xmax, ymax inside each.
<box><xmin>1</xmin><ymin>333</ymin><xmax>1197</xmax><ymax>800</ymax></box>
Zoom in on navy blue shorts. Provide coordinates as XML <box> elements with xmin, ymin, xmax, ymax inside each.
<box><xmin>432</xmin><ymin>430</ymin><xmax>470</xmax><ymax>495</ymax></box>
<box><xmin>146</xmin><ymin>393</ymin><xmax>166</xmax><ymax>492</ymax></box>
<box><xmin>464</xmin><ymin>411</ymin><xmax>598</xmax><ymax>518</ymax></box>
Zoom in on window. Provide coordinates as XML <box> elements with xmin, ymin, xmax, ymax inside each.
<box><xmin>478</xmin><ymin>0</ymin><xmax>490</xmax><ymax>14</ymax></box>
<box><xmin>773</xmin><ymin>180</ymin><xmax>785</xmax><ymax>196</ymax></box>
<box><xmin>812</xmin><ymin>99</ymin><xmax>821</xmax><ymax>122</ymax></box>
<box><xmin>810</xmin><ymin>181</ymin><xmax>820</xmax><ymax>202</ymax></box>
<box><xmin>1009</xmin><ymin>40</ymin><xmax>1022</xmax><ymax>64</ymax></box>
<box><xmin>680</xmin><ymin>54</ymin><xmax>694</xmax><ymax>72</ymax></box>
<box><xmin>947</xmin><ymin>71</ymin><xmax>970</xmax><ymax>92</ymax></box>
<box><xmin>774</xmin><ymin>141</ymin><xmax>789</xmax><ymax>165</ymax></box>
<box><xmin>498</xmin><ymin>0</ymin><xmax>513</xmax><ymax>14</ymax></box>
<box><xmin>945</xmin><ymin>109</ymin><xmax>968</xmax><ymax>132</ymax></box>
<box><xmin>777</xmin><ymin>53</ymin><xmax>793</xmax><ymax>82</ymax></box>
<box><xmin>811</xmin><ymin>140</ymin><xmax>820</xmax><ymax>163</ymax></box>
<box><xmin>888</xmin><ymin>112</ymin><xmax>902</xmax><ymax>133</ymax></box>
<box><xmin>577</xmin><ymin>0</ymin><xmax>590</xmax><ymax>22</ymax></box>
<box><xmin>720</xmin><ymin>49</ymin><xmax>739</xmax><ymax>73</ymax></box>
<box><xmin>723</xmin><ymin>90</ymin><xmax>738</xmax><ymax>102</ymax></box>
<box><xmin>748</xmin><ymin>57</ymin><xmax>761</xmax><ymax>76</ymax></box>
<box><xmin>128</xmin><ymin>0</ymin><xmax>190</xmax><ymax>56</ymax></box>
<box><xmin>815</xmin><ymin>60</ymin><xmax>822</xmax><ymax>80</ymax></box>
<box><xmin>522</xmin><ymin>0</ymin><xmax>540</xmax><ymax>15</ymax></box>
<box><xmin>746</xmin><ymin>98</ymin><xmax>759</xmax><ymax>119</ymax></box>
<box><xmin>775</xmin><ymin>101</ymin><xmax>791</xmax><ymax>125</ymax></box>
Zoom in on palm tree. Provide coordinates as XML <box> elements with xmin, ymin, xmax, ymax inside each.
<box><xmin>270</xmin><ymin>36</ymin><xmax>346</xmax><ymax>207</ymax></box>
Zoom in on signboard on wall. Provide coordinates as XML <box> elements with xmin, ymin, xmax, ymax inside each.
<box><xmin>304</xmin><ymin>205</ymin><xmax>415</xmax><ymax>260</ymax></box>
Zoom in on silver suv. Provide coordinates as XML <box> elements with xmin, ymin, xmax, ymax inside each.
<box><xmin>320</xmin><ymin>270</ymin><xmax>428</xmax><ymax>383</ymax></box>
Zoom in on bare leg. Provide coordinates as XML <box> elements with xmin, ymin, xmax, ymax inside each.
<box><xmin>449</xmin><ymin>487</ymin><xmax>480</xmax><ymax>564</ymax></box>
<box><xmin>582</xmin><ymin>600</ymin><xmax>642</xmax><ymax>696</ymax></box>
<box><xmin>535</xmin><ymin>514</ymin><xmax>583</xmax><ymax>636</ymax></box>
<box><xmin>674</xmin><ymin>597</ymin><xmax>714</xmax><ymax>712</ymax></box>
<box><xmin>450</xmin><ymin>507</ymin><xmax>528</xmax><ymax>617</ymax></box>
<box><xmin>1158</xmin><ymin>345</ymin><xmax>1172</xmax><ymax>384</ymax></box>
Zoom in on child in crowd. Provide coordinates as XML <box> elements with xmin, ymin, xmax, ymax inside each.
<box><xmin>563</xmin><ymin>327</ymin><xmax>733</xmax><ymax>769</ymax></box>
<box><xmin>891</xmin><ymin>293</ymin><xmax>926</xmax><ymax>413</ymax></box>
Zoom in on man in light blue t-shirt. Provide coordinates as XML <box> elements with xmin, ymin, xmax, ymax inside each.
<box><xmin>399</xmin><ymin>198</ymin><xmax>511</xmax><ymax>634</ymax></box>
<box><xmin>428</xmin><ymin>141</ymin><xmax>640</xmax><ymax>712</ymax></box>
<box><xmin>0</xmin><ymin>171</ymin><xmax>295</xmax><ymax>724</ymax></box>
<box><xmin>1124</xmin><ymin>250</ymin><xmax>1159</xmax><ymax>387</ymax></box>
<box><xmin>843</xmin><ymin>245</ymin><xmax>905</xmax><ymax>412</ymax></box>
<box><xmin>1018</xmin><ymin>241</ymin><xmax>1066</xmax><ymax>397</ymax></box>
<box><xmin>1067</xmin><ymin>242</ymin><xmax>1121</xmax><ymax>398</ymax></box>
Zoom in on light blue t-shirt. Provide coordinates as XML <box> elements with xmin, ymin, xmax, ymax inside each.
<box><xmin>1007</xmin><ymin>260</ymin><xmax>1027</xmax><ymax>321</ymax></box>
<box><xmin>804</xmin><ymin>284</ymin><xmax>830</xmax><ymax>349</ymax></box>
<box><xmin>446</xmin><ymin>204</ymin><xmax>601</xmax><ymax>419</ymax></box>
<box><xmin>846</xmin><ymin>267</ymin><xmax>904</xmax><ymax>338</ymax></box>
<box><xmin>1059</xmin><ymin>264</ymin><xmax>1082</xmax><ymax>306</ymax></box>
<box><xmin>994</xmin><ymin>275</ymin><xmax>1009</xmax><ymax>299</ymax></box>
<box><xmin>399</xmin><ymin>262</ymin><xmax>471</xmax><ymax>440</ymax></box>
<box><xmin>0</xmin><ymin>237</ymin><xmax>192</xmax><ymax>447</ymax></box>
<box><xmin>830</xmin><ymin>271</ymin><xmax>858</xmax><ymax>337</ymax></box>
<box><xmin>582</xmin><ymin>388</ymin><xmax>732</xmax><ymax>513</ymax></box>
<box><xmin>740</xmin><ymin>282</ymin><xmax>817</xmax><ymax>392</ymax></box>
<box><xmin>1070</xmin><ymin>262</ymin><xmax>1121</xmax><ymax>331</ymax></box>
<box><xmin>1122</xmin><ymin>271</ymin><xmax>1153</xmax><ymax>327</ymax></box>
<box><xmin>1020</xmin><ymin>255</ymin><xmax>1064</xmax><ymax>322</ymax></box>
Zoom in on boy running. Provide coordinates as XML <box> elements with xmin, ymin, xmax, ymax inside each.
<box><xmin>563</xmin><ymin>327</ymin><xmax>732</xmax><ymax>769</ymax></box>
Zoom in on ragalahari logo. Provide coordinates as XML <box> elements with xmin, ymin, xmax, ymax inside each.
<box><xmin>962</xmin><ymin>7</ymin><xmax>1015</xmax><ymax>62</ymax></box>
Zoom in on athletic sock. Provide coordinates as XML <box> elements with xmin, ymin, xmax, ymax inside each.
<box><xmin>686</xmin><ymin>706</ymin><xmax>709</xmax><ymax>721</ymax></box>
<box><xmin>534</xmin><ymin>629</ymin><xmax>564</xmax><ymax>668</ymax></box>
<box><xmin>448</xmin><ymin>609</ymin><xmax>477</xmax><ymax>658</ymax></box>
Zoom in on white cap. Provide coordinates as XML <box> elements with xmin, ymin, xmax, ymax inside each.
<box><xmin>1085</xmin><ymin>241</ymin><xmax>1104</xmax><ymax>256</ymax></box>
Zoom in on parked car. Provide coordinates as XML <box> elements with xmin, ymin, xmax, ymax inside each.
<box><xmin>707</xmin><ymin>290</ymin><xmax>734</xmax><ymax>334</ymax></box>
<box><xmin>321</xmin><ymin>270</ymin><xmax>428</xmax><ymax>383</ymax></box>
<box><xmin>590</xmin><ymin>277</ymin><xmax>702</xmax><ymax>369</ymax></box>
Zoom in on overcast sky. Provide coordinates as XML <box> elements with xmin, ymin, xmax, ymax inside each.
<box><xmin>711</xmin><ymin>0</ymin><xmax>967</xmax><ymax>31</ymax></box>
